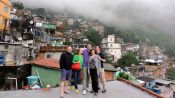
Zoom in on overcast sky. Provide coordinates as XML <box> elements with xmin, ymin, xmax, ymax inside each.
<box><xmin>18</xmin><ymin>0</ymin><xmax>175</xmax><ymax>35</ymax></box>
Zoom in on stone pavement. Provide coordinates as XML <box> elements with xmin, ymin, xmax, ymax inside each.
<box><xmin>0</xmin><ymin>81</ymin><xmax>156</xmax><ymax>98</ymax></box>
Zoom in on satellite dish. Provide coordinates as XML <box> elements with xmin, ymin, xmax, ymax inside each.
<box><xmin>30</xmin><ymin>20</ymin><xmax>34</xmax><ymax>24</ymax></box>
<box><xmin>18</xmin><ymin>37</ymin><xmax>22</xmax><ymax>41</ymax></box>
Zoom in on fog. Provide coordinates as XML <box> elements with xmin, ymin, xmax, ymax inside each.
<box><xmin>18</xmin><ymin>0</ymin><xmax>175</xmax><ymax>34</ymax></box>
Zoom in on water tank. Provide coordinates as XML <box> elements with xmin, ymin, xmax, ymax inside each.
<box><xmin>0</xmin><ymin>55</ymin><xmax>4</xmax><ymax>65</ymax></box>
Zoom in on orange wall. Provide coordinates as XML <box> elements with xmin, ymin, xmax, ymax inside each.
<box><xmin>0</xmin><ymin>0</ymin><xmax>12</xmax><ymax>31</ymax></box>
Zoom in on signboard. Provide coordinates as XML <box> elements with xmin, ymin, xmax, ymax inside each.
<box><xmin>42</xmin><ymin>24</ymin><xmax>56</xmax><ymax>29</ymax></box>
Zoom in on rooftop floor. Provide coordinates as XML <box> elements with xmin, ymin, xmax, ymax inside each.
<box><xmin>0</xmin><ymin>81</ymin><xmax>156</xmax><ymax>98</ymax></box>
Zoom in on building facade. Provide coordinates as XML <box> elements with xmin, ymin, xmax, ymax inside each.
<box><xmin>0</xmin><ymin>0</ymin><xmax>12</xmax><ymax>32</ymax></box>
<box><xmin>102</xmin><ymin>34</ymin><xmax>122</xmax><ymax>61</ymax></box>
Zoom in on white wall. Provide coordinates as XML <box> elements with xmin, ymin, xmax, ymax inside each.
<box><xmin>102</xmin><ymin>35</ymin><xmax>115</xmax><ymax>43</ymax></box>
<box><xmin>44</xmin><ymin>52</ymin><xmax>62</xmax><ymax>60</ymax></box>
<box><xmin>107</xmin><ymin>43</ymin><xmax>121</xmax><ymax>49</ymax></box>
<box><xmin>22</xmin><ymin>40</ymin><xmax>34</xmax><ymax>47</ymax></box>
<box><xmin>102</xmin><ymin>35</ymin><xmax>121</xmax><ymax>61</ymax></box>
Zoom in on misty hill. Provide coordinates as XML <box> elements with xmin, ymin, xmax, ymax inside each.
<box><xmin>105</xmin><ymin>25</ymin><xmax>175</xmax><ymax>57</ymax></box>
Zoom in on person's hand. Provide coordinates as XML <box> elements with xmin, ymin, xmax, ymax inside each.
<box><xmin>74</xmin><ymin>61</ymin><xmax>80</xmax><ymax>63</ymax></box>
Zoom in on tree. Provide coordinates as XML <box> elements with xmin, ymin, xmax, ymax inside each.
<box><xmin>117</xmin><ymin>52</ymin><xmax>139</xmax><ymax>68</ymax></box>
<box><xmin>12</xmin><ymin>2</ymin><xmax>24</xmax><ymax>10</ymax></box>
<box><xmin>85</xmin><ymin>28</ymin><xmax>102</xmax><ymax>45</ymax></box>
<box><xmin>33</xmin><ymin>8</ymin><xmax>46</xmax><ymax>16</ymax></box>
<box><xmin>166</xmin><ymin>67</ymin><xmax>175</xmax><ymax>80</ymax></box>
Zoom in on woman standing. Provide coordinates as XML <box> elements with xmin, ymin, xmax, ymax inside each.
<box><xmin>89</xmin><ymin>49</ymin><xmax>101</xmax><ymax>96</ymax></box>
<box><xmin>71</xmin><ymin>48</ymin><xmax>83</xmax><ymax>93</ymax></box>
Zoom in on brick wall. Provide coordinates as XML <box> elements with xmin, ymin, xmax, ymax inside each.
<box><xmin>105</xmin><ymin>71</ymin><xmax>114</xmax><ymax>81</ymax></box>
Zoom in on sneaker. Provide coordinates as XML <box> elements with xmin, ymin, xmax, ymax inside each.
<box><xmin>94</xmin><ymin>93</ymin><xmax>98</xmax><ymax>96</ymax></box>
<box><xmin>102</xmin><ymin>90</ymin><xmax>107</xmax><ymax>93</ymax></box>
<box><xmin>86</xmin><ymin>87</ymin><xmax>90</xmax><ymax>92</ymax></box>
<box><xmin>64</xmin><ymin>91</ymin><xmax>70</xmax><ymax>94</ymax></box>
<box><xmin>82</xmin><ymin>90</ymin><xmax>86</xmax><ymax>95</ymax></box>
<box><xmin>75</xmin><ymin>89</ymin><xmax>79</xmax><ymax>93</ymax></box>
<box><xmin>90</xmin><ymin>91</ymin><xmax>95</xmax><ymax>93</ymax></box>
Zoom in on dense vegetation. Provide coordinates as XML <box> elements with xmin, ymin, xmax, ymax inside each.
<box><xmin>85</xmin><ymin>28</ymin><xmax>102</xmax><ymax>45</ymax></box>
<box><xmin>166</xmin><ymin>67</ymin><xmax>175</xmax><ymax>80</ymax></box>
<box><xmin>117</xmin><ymin>52</ymin><xmax>139</xmax><ymax>67</ymax></box>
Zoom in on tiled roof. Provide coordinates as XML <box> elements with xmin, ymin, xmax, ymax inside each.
<box><xmin>40</xmin><ymin>46</ymin><xmax>66</xmax><ymax>52</ymax></box>
<box><xmin>32</xmin><ymin>58</ymin><xmax>60</xmax><ymax>69</ymax></box>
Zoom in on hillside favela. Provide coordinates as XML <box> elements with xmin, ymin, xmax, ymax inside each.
<box><xmin>1</xmin><ymin>0</ymin><xmax>175</xmax><ymax>98</ymax></box>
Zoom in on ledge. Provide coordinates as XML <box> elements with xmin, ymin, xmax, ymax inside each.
<box><xmin>118</xmin><ymin>78</ymin><xmax>164</xmax><ymax>98</ymax></box>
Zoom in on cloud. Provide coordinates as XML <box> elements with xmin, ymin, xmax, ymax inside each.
<box><xmin>18</xmin><ymin>0</ymin><xmax>175</xmax><ymax>34</ymax></box>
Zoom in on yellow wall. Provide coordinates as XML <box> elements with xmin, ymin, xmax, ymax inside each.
<box><xmin>0</xmin><ymin>0</ymin><xmax>12</xmax><ymax>31</ymax></box>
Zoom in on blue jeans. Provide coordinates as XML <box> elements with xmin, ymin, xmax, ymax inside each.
<box><xmin>72</xmin><ymin>70</ymin><xmax>80</xmax><ymax>89</ymax></box>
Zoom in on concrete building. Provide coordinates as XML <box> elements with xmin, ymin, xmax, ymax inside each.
<box><xmin>122</xmin><ymin>43</ymin><xmax>139</xmax><ymax>55</ymax></box>
<box><xmin>0</xmin><ymin>0</ymin><xmax>12</xmax><ymax>32</ymax></box>
<box><xmin>102</xmin><ymin>34</ymin><xmax>122</xmax><ymax>61</ymax></box>
<box><xmin>0</xmin><ymin>42</ymin><xmax>32</xmax><ymax>66</ymax></box>
<box><xmin>38</xmin><ymin>46</ymin><xmax>66</xmax><ymax>60</ymax></box>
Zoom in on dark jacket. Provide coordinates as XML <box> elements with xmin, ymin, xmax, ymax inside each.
<box><xmin>98</xmin><ymin>52</ymin><xmax>105</xmax><ymax>68</ymax></box>
<box><xmin>59</xmin><ymin>51</ymin><xmax>73</xmax><ymax>70</ymax></box>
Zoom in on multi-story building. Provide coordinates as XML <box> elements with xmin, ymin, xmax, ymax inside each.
<box><xmin>122</xmin><ymin>43</ymin><xmax>140</xmax><ymax>55</ymax></box>
<box><xmin>102</xmin><ymin>34</ymin><xmax>122</xmax><ymax>61</ymax></box>
<box><xmin>0</xmin><ymin>0</ymin><xmax>12</xmax><ymax>33</ymax></box>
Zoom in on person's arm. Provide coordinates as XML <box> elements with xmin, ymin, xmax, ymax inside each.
<box><xmin>59</xmin><ymin>53</ymin><xmax>64</xmax><ymax>69</ymax></box>
<box><xmin>97</xmin><ymin>54</ymin><xmax>106</xmax><ymax>62</ymax></box>
<box><xmin>95</xmin><ymin>55</ymin><xmax>101</xmax><ymax>67</ymax></box>
<box><xmin>89</xmin><ymin>56</ymin><xmax>92</xmax><ymax>64</ymax></box>
<box><xmin>72</xmin><ymin>55</ymin><xmax>79</xmax><ymax>63</ymax></box>
<box><xmin>100</xmin><ymin>53</ymin><xmax>106</xmax><ymax>62</ymax></box>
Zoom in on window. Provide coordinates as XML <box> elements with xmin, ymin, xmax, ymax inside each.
<box><xmin>28</xmin><ymin>43</ymin><xmax>33</xmax><ymax>46</ymax></box>
<box><xmin>2</xmin><ymin>18</ymin><xmax>5</xmax><ymax>25</ymax></box>
<box><xmin>111</xmin><ymin>50</ymin><xmax>113</xmax><ymax>52</ymax></box>
<box><xmin>110</xmin><ymin>38</ymin><xmax>112</xmax><ymax>41</ymax></box>
<box><xmin>4</xmin><ymin>5</ymin><xmax>9</xmax><ymax>13</ymax></box>
<box><xmin>2</xmin><ymin>18</ymin><xmax>7</xmax><ymax>25</ymax></box>
<box><xmin>110</xmin><ymin>44</ymin><xmax>113</xmax><ymax>47</ymax></box>
<box><xmin>47</xmin><ymin>54</ymin><xmax>52</xmax><ymax>58</ymax></box>
<box><xmin>4</xmin><ymin>45</ymin><xmax>9</xmax><ymax>49</ymax></box>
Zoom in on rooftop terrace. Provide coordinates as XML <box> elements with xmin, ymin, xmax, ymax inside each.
<box><xmin>0</xmin><ymin>81</ymin><xmax>158</xmax><ymax>98</ymax></box>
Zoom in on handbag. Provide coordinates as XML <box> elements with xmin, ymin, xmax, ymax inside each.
<box><xmin>72</xmin><ymin>62</ymin><xmax>81</xmax><ymax>70</ymax></box>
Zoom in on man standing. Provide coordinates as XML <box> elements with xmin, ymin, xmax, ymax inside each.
<box><xmin>96</xmin><ymin>45</ymin><xmax>107</xmax><ymax>93</ymax></box>
<box><xmin>82</xmin><ymin>43</ymin><xmax>92</xmax><ymax>95</ymax></box>
<box><xmin>60</xmin><ymin>46</ymin><xmax>73</xmax><ymax>98</ymax></box>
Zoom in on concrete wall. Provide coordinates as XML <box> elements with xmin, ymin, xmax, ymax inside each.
<box><xmin>0</xmin><ymin>43</ymin><xmax>30</xmax><ymax>66</ymax></box>
<box><xmin>32</xmin><ymin>65</ymin><xmax>61</xmax><ymax>87</ymax></box>
<box><xmin>44</xmin><ymin>52</ymin><xmax>62</xmax><ymax>60</ymax></box>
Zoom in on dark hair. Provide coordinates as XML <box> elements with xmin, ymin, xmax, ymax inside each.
<box><xmin>75</xmin><ymin>48</ymin><xmax>81</xmax><ymax>55</ymax></box>
<box><xmin>89</xmin><ymin>49</ymin><xmax>96</xmax><ymax>56</ymax></box>
<box><xmin>66</xmin><ymin>45</ymin><xmax>72</xmax><ymax>49</ymax></box>
<box><xmin>96</xmin><ymin>45</ymin><xmax>102</xmax><ymax>49</ymax></box>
